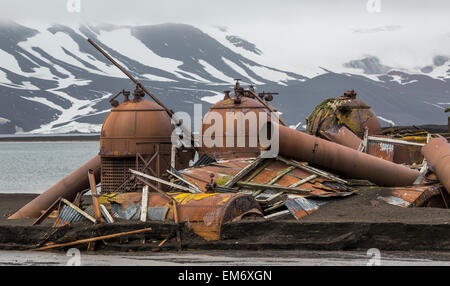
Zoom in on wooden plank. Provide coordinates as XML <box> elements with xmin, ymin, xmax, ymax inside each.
<box><xmin>60</xmin><ymin>198</ymin><xmax>96</xmax><ymax>223</ymax></box>
<box><xmin>166</xmin><ymin>169</ymin><xmax>201</xmax><ymax>193</ymax></box>
<box><xmin>135</xmin><ymin>176</ymin><xmax>174</xmax><ymax>202</ymax></box>
<box><xmin>140</xmin><ymin>186</ymin><xmax>149</xmax><ymax>222</ymax></box>
<box><xmin>88</xmin><ymin>169</ymin><xmax>102</xmax><ymax>221</ymax></box>
<box><xmin>130</xmin><ymin>169</ymin><xmax>195</xmax><ymax>193</ymax></box>
<box><xmin>267</xmin><ymin>166</ymin><xmax>295</xmax><ymax>185</ymax></box>
<box><xmin>223</xmin><ymin>157</ymin><xmax>265</xmax><ymax>187</ymax></box>
<box><xmin>264</xmin><ymin>210</ymin><xmax>290</xmax><ymax>220</ymax></box>
<box><xmin>99</xmin><ymin>204</ymin><xmax>114</xmax><ymax>223</ymax></box>
<box><xmin>35</xmin><ymin>227</ymin><xmax>153</xmax><ymax>251</ymax></box>
<box><xmin>236</xmin><ymin>181</ymin><xmax>312</xmax><ymax>195</ymax></box>
<box><xmin>244</xmin><ymin>159</ymin><xmax>272</xmax><ymax>182</ymax></box>
<box><xmin>276</xmin><ymin>156</ymin><xmax>348</xmax><ymax>184</ymax></box>
<box><xmin>289</xmin><ymin>174</ymin><xmax>318</xmax><ymax>188</ymax></box>
<box><xmin>32</xmin><ymin>196</ymin><xmax>61</xmax><ymax>226</ymax></box>
<box><xmin>258</xmin><ymin>192</ymin><xmax>284</xmax><ymax>204</ymax></box>
<box><xmin>362</xmin><ymin>127</ymin><xmax>369</xmax><ymax>153</ymax></box>
<box><xmin>171</xmin><ymin>145</ymin><xmax>177</xmax><ymax>169</ymax></box>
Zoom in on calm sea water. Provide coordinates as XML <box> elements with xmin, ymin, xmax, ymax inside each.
<box><xmin>0</xmin><ymin>142</ymin><xmax>99</xmax><ymax>193</ymax></box>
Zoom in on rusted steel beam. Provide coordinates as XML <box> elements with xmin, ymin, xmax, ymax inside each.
<box><xmin>266</xmin><ymin>122</ymin><xmax>420</xmax><ymax>186</ymax></box>
<box><xmin>421</xmin><ymin>135</ymin><xmax>450</xmax><ymax>194</ymax></box>
<box><xmin>9</xmin><ymin>155</ymin><xmax>101</xmax><ymax>219</ymax></box>
<box><xmin>87</xmin><ymin>38</ymin><xmax>171</xmax><ymax>117</ymax></box>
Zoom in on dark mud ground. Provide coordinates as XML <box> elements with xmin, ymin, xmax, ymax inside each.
<box><xmin>0</xmin><ymin>190</ymin><xmax>449</xmax><ymax>254</ymax></box>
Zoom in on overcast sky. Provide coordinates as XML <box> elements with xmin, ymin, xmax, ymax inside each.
<box><xmin>1</xmin><ymin>0</ymin><xmax>449</xmax><ymax>73</ymax></box>
<box><xmin>0</xmin><ymin>0</ymin><xmax>448</xmax><ymax>27</ymax></box>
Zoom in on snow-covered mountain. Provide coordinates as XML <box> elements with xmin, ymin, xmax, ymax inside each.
<box><xmin>0</xmin><ymin>20</ymin><xmax>449</xmax><ymax>134</ymax></box>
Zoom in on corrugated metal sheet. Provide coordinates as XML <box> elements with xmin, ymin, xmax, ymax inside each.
<box><xmin>57</xmin><ymin>204</ymin><xmax>87</xmax><ymax>224</ymax></box>
<box><xmin>192</xmin><ymin>154</ymin><xmax>217</xmax><ymax>167</ymax></box>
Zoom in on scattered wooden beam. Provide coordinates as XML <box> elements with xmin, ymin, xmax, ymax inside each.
<box><xmin>236</xmin><ymin>181</ymin><xmax>312</xmax><ymax>195</ymax></box>
<box><xmin>34</xmin><ymin>227</ymin><xmax>153</xmax><ymax>251</ymax></box>
<box><xmin>88</xmin><ymin>169</ymin><xmax>103</xmax><ymax>222</ymax></box>
<box><xmin>224</xmin><ymin>157</ymin><xmax>265</xmax><ymax>187</ymax></box>
<box><xmin>135</xmin><ymin>176</ymin><xmax>174</xmax><ymax>202</ymax></box>
<box><xmin>276</xmin><ymin>156</ymin><xmax>348</xmax><ymax>184</ymax></box>
<box><xmin>264</xmin><ymin>210</ymin><xmax>290</xmax><ymax>220</ymax></box>
<box><xmin>267</xmin><ymin>166</ymin><xmax>296</xmax><ymax>185</ymax></box>
<box><xmin>32</xmin><ymin>197</ymin><xmax>62</xmax><ymax>226</ymax></box>
<box><xmin>244</xmin><ymin>159</ymin><xmax>272</xmax><ymax>183</ymax></box>
<box><xmin>60</xmin><ymin>198</ymin><xmax>96</xmax><ymax>223</ymax></box>
<box><xmin>140</xmin><ymin>186</ymin><xmax>149</xmax><ymax>222</ymax></box>
<box><xmin>99</xmin><ymin>204</ymin><xmax>114</xmax><ymax>223</ymax></box>
<box><xmin>166</xmin><ymin>169</ymin><xmax>201</xmax><ymax>193</ymax></box>
<box><xmin>130</xmin><ymin>169</ymin><xmax>194</xmax><ymax>193</ymax></box>
<box><xmin>158</xmin><ymin>236</ymin><xmax>170</xmax><ymax>247</ymax></box>
<box><xmin>289</xmin><ymin>174</ymin><xmax>318</xmax><ymax>188</ymax></box>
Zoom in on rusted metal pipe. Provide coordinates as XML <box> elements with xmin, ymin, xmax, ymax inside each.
<box><xmin>421</xmin><ymin>135</ymin><xmax>450</xmax><ymax>194</ymax></box>
<box><xmin>264</xmin><ymin>122</ymin><xmax>420</xmax><ymax>186</ymax></box>
<box><xmin>9</xmin><ymin>155</ymin><xmax>101</xmax><ymax>219</ymax></box>
<box><xmin>320</xmin><ymin>125</ymin><xmax>362</xmax><ymax>150</ymax></box>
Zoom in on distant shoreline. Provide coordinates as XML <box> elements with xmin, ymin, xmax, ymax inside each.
<box><xmin>0</xmin><ymin>135</ymin><xmax>99</xmax><ymax>142</ymax></box>
<box><xmin>0</xmin><ymin>124</ymin><xmax>447</xmax><ymax>142</ymax></box>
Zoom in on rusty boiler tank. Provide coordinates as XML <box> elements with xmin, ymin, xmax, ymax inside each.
<box><xmin>100</xmin><ymin>88</ymin><xmax>192</xmax><ymax>193</ymax></box>
<box><xmin>199</xmin><ymin>81</ymin><xmax>283</xmax><ymax>159</ymax></box>
<box><xmin>306</xmin><ymin>90</ymin><xmax>382</xmax><ymax>138</ymax></box>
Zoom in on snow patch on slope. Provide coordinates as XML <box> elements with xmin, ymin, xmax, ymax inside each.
<box><xmin>142</xmin><ymin>74</ymin><xmax>177</xmax><ymax>82</ymax></box>
<box><xmin>200</xmin><ymin>91</ymin><xmax>224</xmax><ymax>104</ymax></box>
<box><xmin>96</xmin><ymin>28</ymin><xmax>183</xmax><ymax>75</ymax></box>
<box><xmin>199</xmin><ymin>59</ymin><xmax>235</xmax><ymax>83</ymax></box>
<box><xmin>0</xmin><ymin>117</ymin><xmax>11</xmax><ymax>125</ymax></box>
<box><xmin>222</xmin><ymin>57</ymin><xmax>264</xmax><ymax>85</ymax></box>
<box><xmin>243</xmin><ymin>63</ymin><xmax>295</xmax><ymax>85</ymax></box>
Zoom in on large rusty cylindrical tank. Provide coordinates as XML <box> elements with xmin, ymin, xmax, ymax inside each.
<box><xmin>422</xmin><ymin>135</ymin><xmax>450</xmax><ymax>194</ymax></box>
<box><xmin>100</xmin><ymin>95</ymin><xmax>193</xmax><ymax>193</ymax></box>
<box><xmin>306</xmin><ymin>90</ymin><xmax>382</xmax><ymax>138</ymax></box>
<box><xmin>200</xmin><ymin>89</ymin><xmax>283</xmax><ymax>159</ymax></box>
<box><xmin>264</xmin><ymin>122</ymin><xmax>420</xmax><ymax>187</ymax></box>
